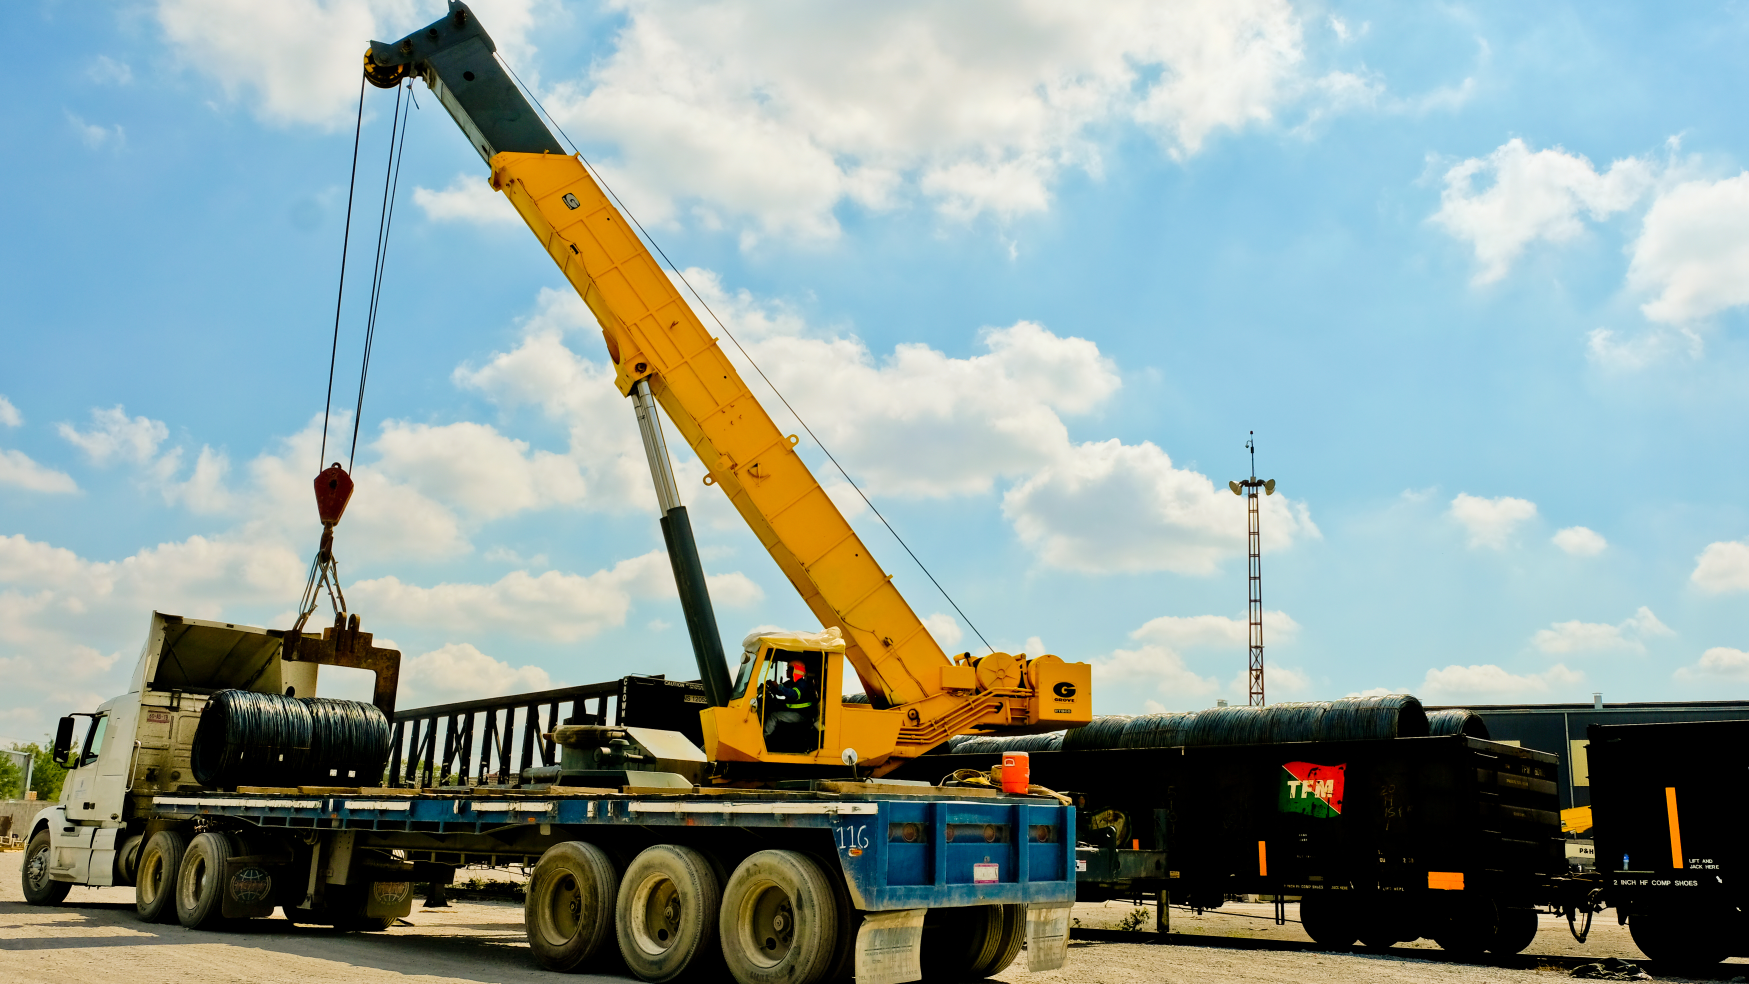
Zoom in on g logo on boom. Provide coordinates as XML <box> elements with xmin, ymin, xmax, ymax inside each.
<box><xmin>1052</xmin><ymin>681</ymin><xmax>1077</xmax><ymax>699</ymax></box>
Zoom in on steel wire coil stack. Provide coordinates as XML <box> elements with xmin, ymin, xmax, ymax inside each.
<box><xmin>191</xmin><ymin>689</ymin><xmax>390</xmax><ymax>789</ymax></box>
<box><xmin>947</xmin><ymin>694</ymin><xmax>1441</xmax><ymax>754</ymax></box>
<box><xmin>1425</xmin><ymin>707</ymin><xmax>1491</xmax><ymax>739</ymax></box>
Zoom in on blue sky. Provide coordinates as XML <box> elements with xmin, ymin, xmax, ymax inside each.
<box><xmin>4</xmin><ymin>0</ymin><xmax>1749</xmax><ymax>740</ymax></box>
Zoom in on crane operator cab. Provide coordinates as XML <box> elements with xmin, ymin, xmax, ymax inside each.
<box><xmin>757</xmin><ymin>652</ymin><xmax>821</xmax><ymax>753</ymax></box>
<box><xmin>704</xmin><ymin>626</ymin><xmax>906</xmax><ymax>773</ymax></box>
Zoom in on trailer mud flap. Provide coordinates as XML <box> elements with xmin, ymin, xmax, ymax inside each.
<box><xmin>221</xmin><ymin>858</ymin><xmax>279</xmax><ymax>919</ymax></box>
<box><xmin>1027</xmin><ymin>902</ymin><xmax>1072</xmax><ymax>971</ymax></box>
<box><xmin>854</xmin><ymin>908</ymin><xmax>925</xmax><ymax>984</ymax></box>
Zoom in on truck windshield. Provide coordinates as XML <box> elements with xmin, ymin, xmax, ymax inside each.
<box><xmin>81</xmin><ymin>714</ymin><xmax>108</xmax><ymax>767</ymax></box>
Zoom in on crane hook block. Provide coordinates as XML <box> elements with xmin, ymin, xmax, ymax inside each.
<box><xmin>314</xmin><ymin>463</ymin><xmax>355</xmax><ymax>527</ymax></box>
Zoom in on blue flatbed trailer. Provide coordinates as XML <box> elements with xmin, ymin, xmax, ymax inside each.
<box><xmin>132</xmin><ymin>785</ymin><xmax>1076</xmax><ymax>983</ymax></box>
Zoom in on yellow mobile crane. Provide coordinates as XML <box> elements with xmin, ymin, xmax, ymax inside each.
<box><xmin>364</xmin><ymin>3</ymin><xmax>1090</xmax><ymax>777</ymax></box>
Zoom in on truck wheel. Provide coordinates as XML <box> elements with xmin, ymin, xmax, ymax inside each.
<box><xmin>175</xmin><ymin>831</ymin><xmax>236</xmax><ymax>930</ymax></box>
<box><xmin>1489</xmin><ymin>907</ymin><xmax>1539</xmax><ymax>954</ymax></box>
<box><xmin>135</xmin><ymin>830</ymin><xmax>187</xmax><ymax>923</ymax></box>
<box><xmin>21</xmin><ymin>829</ymin><xmax>71</xmax><ymax>906</ymax></box>
<box><xmin>719</xmin><ymin>850</ymin><xmax>838</xmax><ymax>984</ymax></box>
<box><xmin>920</xmin><ymin>904</ymin><xmax>1025</xmax><ymax>980</ymax></box>
<box><xmin>526</xmin><ymin>841</ymin><xmax>619</xmax><ymax>971</ymax></box>
<box><xmin>1629</xmin><ymin>909</ymin><xmax>1730</xmax><ymax>968</ymax></box>
<box><xmin>616</xmin><ymin>844</ymin><xmax>721</xmax><ymax>982</ymax></box>
<box><xmin>1299</xmin><ymin>895</ymin><xmax>1357</xmax><ymax>948</ymax></box>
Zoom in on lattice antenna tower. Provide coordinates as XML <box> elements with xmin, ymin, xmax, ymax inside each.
<box><xmin>1228</xmin><ymin>432</ymin><xmax>1276</xmax><ymax>706</ymax></box>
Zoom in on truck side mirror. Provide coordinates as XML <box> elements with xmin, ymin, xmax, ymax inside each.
<box><xmin>53</xmin><ymin>716</ymin><xmax>75</xmax><ymax>761</ymax></box>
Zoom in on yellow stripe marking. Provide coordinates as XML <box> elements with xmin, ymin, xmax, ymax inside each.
<box><xmin>1665</xmin><ymin>786</ymin><xmax>1684</xmax><ymax>869</ymax></box>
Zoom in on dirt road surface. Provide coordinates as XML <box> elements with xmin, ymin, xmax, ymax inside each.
<box><xmin>6</xmin><ymin>869</ymin><xmax>1748</xmax><ymax>984</ymax></box>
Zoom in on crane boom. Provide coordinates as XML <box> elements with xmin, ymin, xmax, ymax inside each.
<box><xmin>365</xmin><ymin>3</ymin><xmax>1090</xmax><ymax>769</ymax></box>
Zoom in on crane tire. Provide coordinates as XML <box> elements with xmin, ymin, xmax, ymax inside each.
<box><xmin>616</xmin><ymin>843</ymin><xmax>722</xmax><ymax>982</ymax></box>
<box><xmin>21</xmin><ymin>828</ymin><xmax>71</xmax><ymax>906</ymax></box>
<box><xmin>175</xmin><ymin>831</ymin><xmax>236</xmax><ymax>930</ymax></box>
<box><xmin>135</xmin><ymin>829</ymin><xmax>187</xmax><ymax>922</ymax></box>
<box><xmin>719</xmin><ymin>849</ymin><xmax>839</xmax><ymax>984</ymax></box>
<box><xmin>920</xmin><ymin>903</ymin><xmax>1025</xmax><ymax>980</ymax></box>
<box><xmin>526</xmin><ymin>840</ymin><xmax>620</xmax><ymax>971</ymax></box>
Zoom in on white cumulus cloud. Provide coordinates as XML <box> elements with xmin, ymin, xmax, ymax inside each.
<box><xmin>1675</xmin><ymin>647</ymin><xmax>1749</xmax><ymax>683</ymax></box>
<box><xmin>1533</xmin><ymin>606</ymin><xmax>1672</xmax><ymax>655</ymax></box>
<box><xmin>413</xmin><ymin>173</ymin><xmax>520</xmax><ymax>225</ymax></box>
<box><xmin>1449</xmin><ymin>493</ymin><xmax>1537</xmax><ymax>550</ymax></box>
<box><xmin>58</xmin><ymin>405</ymin><xmax>169</xmax><ymax>466</ymax></box>
<box><xmin>371</xmin><ymin>420</ymin><xmax>589</xmax><ymax>520</ymax></box>
<box><xmin>1130</xmin><ymin>611</ymin><xmax>1300</xmax><ymax>648</ymax></box>
<box><xmin>1552</xmin><ymin>526</ymin><xmax>1607</xmax><ymax>557</ymax></box>
<box><xmin>1091</xmin><ymin>642</ymin><xmax>1221</xmax><ymax>712</ymax></box>
<box><xmin>1420</xmin><ymin>662</ymin><xmax>1584</xmax><ymax>702</ymax></box>
<box><xmin>1691</xmin><ymin>539</ymin><xmax>1749</xmax><ymax>594</ymax></box>
<box><xmin>399</xmin><ymin>642</ymin><xmax>555</xmax><ymax>707</ymax></box>
<box><xmin>923</xmin><ymin>613</ymin><xmax>964</xmax><ymax>650</ymax></box>
<box><xmin>154</xmin><ymin>0</ymin><xmax>547</xmax><ymax>129</ymax></box>
<box><xmin>551</xmin><ymin>0</ymin><xmax>1328</xmax><ymax>238</ymax></box>
<box><xmin>0</xmin><ymin>450</ymin><xmax>78</xmax><ymax>495</ymax></box>
<box><xmin>1628</xmin><ymin>172</ymin><xmax>1749</xmax><ymax>324</ymax></box>
<box><xmin>1431</xmin><ymin>138</ymin><xmax>1655</xmax><ymax>284</ymax></box>
<box><xmin>348</xmin><ymin>550</ymin><xmax>763</xmax><ymax>643</ymax></box>
<box><xmin>1003</xmin><ymin>440</ymin><xmax>1317</xmax><ymax>575</ymax></box>
<box><xmin>0</xmin><ymin>396</ymin><xmax>20</xmax><ymax>428</ymax></box>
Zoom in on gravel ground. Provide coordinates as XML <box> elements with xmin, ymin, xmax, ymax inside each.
<box><xmin>5</xmin><ymin>863</ymin><xmax>1747</xmax><ymax>984</ymax></box>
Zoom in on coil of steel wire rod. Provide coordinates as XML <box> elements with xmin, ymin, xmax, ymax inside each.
<box><xmin>191</xmin><ymin>689</ymin><xmax>390</xmax><ymax>789</ymax></box>
<box><xmin>942</xmin><ymin>695</ymin><xmax>1431</xmax><ymax>754</ymax></box>
<box><xmin>303</xmin><ymin>695</ymin><xmax>393</xmax><ymax>785</ymax></box>
<box><xmin>1425</xmin><ymin>707</ymin><xmax>1491</xmax><ymax>740</ymax></box>
<box><xmin>1061</xmin><ymin>714</ymin><xmax>1133</xmax><ymax>751</ymax></box>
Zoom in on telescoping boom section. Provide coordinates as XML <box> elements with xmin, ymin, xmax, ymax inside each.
<box><xmin>364</xmin><ymin>3</ymin><xmax>1090</xmax><ymax>773</ymax></box>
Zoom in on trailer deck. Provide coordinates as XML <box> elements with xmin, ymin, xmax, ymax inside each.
<box><xmin>147</xmin><ymin>786</ymin><xmax>1077</xmax><ymax>912</ymax></box>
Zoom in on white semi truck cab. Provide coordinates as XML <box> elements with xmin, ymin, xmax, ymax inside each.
<box><xmin>23</xmin><ymin>610</ymin><xmax>393</xmax><ymax>909</ymax></box>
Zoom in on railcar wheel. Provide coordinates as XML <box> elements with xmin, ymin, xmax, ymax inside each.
<box><xmin>526</xmin><ymin>840</ymin><xmax>620</xmax><ymax>971</ymax></box>
<box><xmin>1299</xmin><ymin>894</ymin><xmax>1357</xmax><ymax>948</ymax></box>
<box><xmin>1629</xmin><ymin>909</ymin><xmax>1731</xmax><ymax>968</ymax></box>
<box><xmin>175</xmin><ymin>831</ymin><xmax>236</xmax><ymax>930</ymax></box>
<box><xmin>719</xmin><ymin>850</ymin><xmax>839</xmax><ymax>984</ymax></box>
<box><xmin>616</xmin><ymin>844</ymin><xmax>721</xmax><ymax>982</ymax></box>
<box><xmin>135</xmin><ymin>829</ymin><xmax>187</xmax><ymax>922</ymax></box>
<box><xmin>919</xmin><ymin>903</ymin><xmax>1026</xmax><ymax>980</ymax></box>
<box><xmin>1432</xmin><ymin>896</ymin><xmax>1497</xmax><ymax>957</ymax></box>
<box><xmin>21</xmin><ymin>829</ymin><xmax>71</xmax><ymax>906</ymax></box>
<box><xmin>1489</xmin><ymin>906</ymin><xmax>1539</xmax><ymax>954</ymax></box>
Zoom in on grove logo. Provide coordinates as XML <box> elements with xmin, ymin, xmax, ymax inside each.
<box><xmin>1052</xmin><ymin>681</ymin><xmax>1077</xmax><ymax>699</ymax></box>
<box><xmin>1279</xmin><ymin>761</ymin><xmax>1346</xmax><ymax>818</ymax></box>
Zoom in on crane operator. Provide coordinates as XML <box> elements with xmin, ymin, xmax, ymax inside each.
<box><xmin>763</xmin><ymin>657</ymin><xmax>820</xmax><ymax>752</ymax></box>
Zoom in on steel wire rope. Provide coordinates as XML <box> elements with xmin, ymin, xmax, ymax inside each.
<box><xmin>496</xmin><ymin>55</ymin><xmax>997</xmax><ymax>656</ymax></box>
<box><xmin>319</xmin><ymin>74</ymin><xmax>370</xmax><ymax>471</ymax></box>
<box><xmin>349</xmin><ymin>80</ymin><xmax>414</xmax><ymax>470</ymax></box>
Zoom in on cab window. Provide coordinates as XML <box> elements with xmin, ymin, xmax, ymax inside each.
<box><xmin>80</xmin><ymin>714</ymin><xmax>109</xmax><ymax>768</ymax></box>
